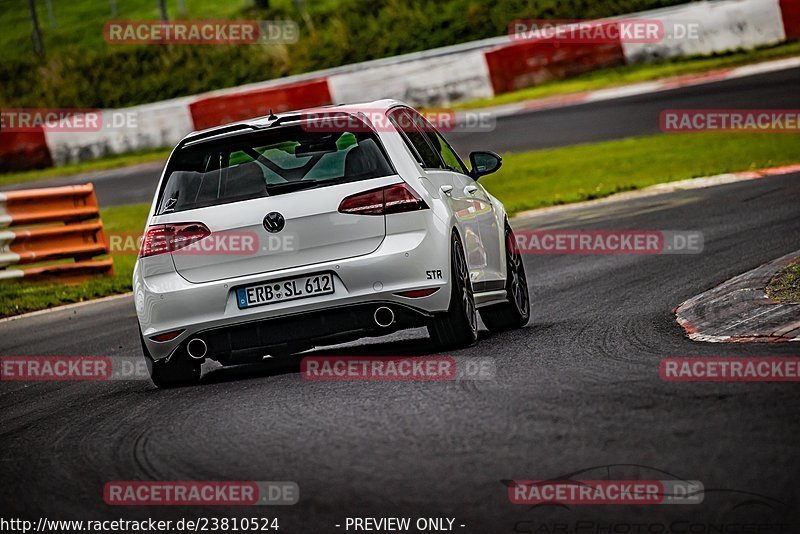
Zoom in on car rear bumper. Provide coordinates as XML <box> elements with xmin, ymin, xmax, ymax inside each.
<box><xmin>173</xmin><ymin>301</ymin><xmax>433</xmax><ymax>364</ymax></box>
<box><xmin>134</xmin><ymin>218</ymin><xmax>452</xmax><ymax>361</ymax></box>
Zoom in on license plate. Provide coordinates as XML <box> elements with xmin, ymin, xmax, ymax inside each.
<box><xmin>236</xmin><ymin>273</ymin><xmax>335</xmax><ymax>309</ymax></box>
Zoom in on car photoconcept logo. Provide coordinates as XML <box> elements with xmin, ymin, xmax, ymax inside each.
<box><xmin>263</xmin><ymin>212</ymin><xmax>285</xmax><ymax>233</ymax></box>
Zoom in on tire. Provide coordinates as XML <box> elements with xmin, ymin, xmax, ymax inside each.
<box><xmin>139</xmin><ymin>330</ymin><xmax>201</xmax><ymax>388</ymax></box>
<box><xmin>427</xmin><ymin>232</ymin><xmax>478</xmax><ymax>348</ymax></box>
<box><xmin>480</xmin><ymin>221</ymin><xmax>530</xmax><ymax>331</ymax></box>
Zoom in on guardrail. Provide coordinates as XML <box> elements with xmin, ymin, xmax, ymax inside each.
<box><xmin>0</xmin><ymin>184</ymin><xmax>114</xmax><ymax>281</ymax></box>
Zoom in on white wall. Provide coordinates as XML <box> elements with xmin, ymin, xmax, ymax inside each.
<box><xmin>40</xmin><ymin>0</ymin><xmax>791</xmax><ymax>164</ymax></box>
<box><xmin>329</xmin><ymin>50</ymin><xmax>494</xmax><ymax>107</ymax></box>
<box><xmin>44</xmin><ymin>97</ymin><xmax>194</xmax><ymax>165</ymax></box>
<box><xmin>622</xmin><ymin>0</ymin><xmax>786</xmax><ymax>62</ymax></box>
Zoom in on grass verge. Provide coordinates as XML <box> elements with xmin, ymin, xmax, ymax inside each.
<box><xmin>484</xmin><ymin>133</ymin><xmax>800</xmax><ymax>215</ymax></box>
<box><xmin>767</xmin><ymin>262</ymin><xmax>800</xmax><ymax>303</ymax></box>
<box><xmin>453</xmin><ymin>41</ymin><xmax>800</xmax><ymax>110</ymax></box>
<box><xmin>0</xmin><ymin>148</ymin><xmax>170</xmax><ymax>188</ymax></box>
<box><xmin>2</xmin><ymin>132</ymin><xmax>798</xmax><ymax>317</ymax></box>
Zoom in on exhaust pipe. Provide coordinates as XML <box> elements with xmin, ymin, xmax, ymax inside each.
<box><xmin>187</xmin><ymin>338</ymin><xmax>208</xmax><ymax>359</ymax></box>
<box><xmin>374</xmin><ymin>306</ymin><xmax>395</xmax><ymax>328</ymax></box>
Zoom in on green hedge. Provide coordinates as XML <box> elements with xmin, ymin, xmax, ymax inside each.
<box><xmin>0</xmin><ymin>0</ymin><xmax>689</xmax><ymax>109</ymax></box>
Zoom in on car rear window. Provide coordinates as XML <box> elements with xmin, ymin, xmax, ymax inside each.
<box><xmin>157</xmin><ymin>124</ymin><xmax>394</xmax><ymax>214</ymax></box>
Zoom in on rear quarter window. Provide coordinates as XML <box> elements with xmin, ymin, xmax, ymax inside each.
<box><xmin>387</xmin><ymin>108</ymin><xmax>443</xmax><ymax>170</ymax></box>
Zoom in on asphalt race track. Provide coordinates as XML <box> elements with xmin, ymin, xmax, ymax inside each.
<box><xmin>3</xmin><ymin>67</ymin><xmax>798</xmax><ymax>208</ymax></box>
<box><xmin>2</xmin><ymin>172</ymin><xmax>799</xmax><ymax>530</ymax></box>
<box><xmin>448</xmin><ymin>65</ymin><xmax>800</xmax><ymax>153</ymax></box>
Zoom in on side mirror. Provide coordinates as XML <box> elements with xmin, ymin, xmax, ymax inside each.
<box><xmin>469</xmin><ymin>151</ymin><xmax>502</xmax><ymax>179</ymax></box>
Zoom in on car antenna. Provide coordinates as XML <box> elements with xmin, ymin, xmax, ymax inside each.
<box><xmin>268</xmin><ymin>108</ymin><xmax>278</xmax><ymax>121</ymax></box>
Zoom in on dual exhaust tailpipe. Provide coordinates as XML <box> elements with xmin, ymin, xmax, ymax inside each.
<box><xmin>187</xmin><ymin>338</ymin><xmax>207</xmax><ymax>359</ymax></box>
<box><xmin>374</xmin><ymin>306</ymin><xmax>395</xmax><ymax>328</ymax></box>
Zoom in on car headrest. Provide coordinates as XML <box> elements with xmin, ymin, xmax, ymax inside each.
<box><xmin>344</xmin><ymin>138</ymin><xmax>392</xmax><ymax>177</ymax></box>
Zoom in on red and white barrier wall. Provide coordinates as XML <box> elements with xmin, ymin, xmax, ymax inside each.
<box><xmin>327</xmin><ymin>50</ymin><xmax>494</xmax><ymax>107</ymax></box>
<box><xmin>484</xmin><ymin>41</ymin><xmax>625</xmax><ymax>95</ymax></box>
<box><xmin>189</xmin><ymin>78</ymin><xmax>333</xmax><ymax>130</ymax></box>
<box><xmin>781</xmin><ymin>0</ymin><xmax>800</xmax><ymax>38</ymax></box>
<box><xmin>0</xmin><ymin>129</ymin><xmax>53</xmax><ymax>172</ymax></box>
<box><xmin>43</xmin><ymin>97</ymin><xmax>195</xmax><ymax>165</ymax></box>
<box><xmin>621</xmin><ymin>0</ymin><xmax>787</xmax><ymax>62</ymax></box>
<box><xmin>10</xmin><ymin>0</ymin><xmax>799</xmax><ymax>170</ymax></box>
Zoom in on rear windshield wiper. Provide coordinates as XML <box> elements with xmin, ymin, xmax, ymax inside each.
<box><xmin>266</xmin><ymin>180</ymin><xmax>341</xmax><ymax>194</ymax></box>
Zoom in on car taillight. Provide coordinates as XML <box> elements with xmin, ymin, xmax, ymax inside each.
<box><xmin>338</xmin><ymin>183</ymin><xmax>428</xmax><ymax>215</ymax></box>
<box><xmin>139</xmin><ymin>223</ymin><xmax>211</xmax><ymax>257</ymax></box>
<box><xmin>383</xmin><ymin>183</ymin><xmax>428</xmax><ymax>214</ymax></box>
<box><xmin>338</xmin><ymin>188</ymin><xmax>385</xmax><ymax>215</ymax></box>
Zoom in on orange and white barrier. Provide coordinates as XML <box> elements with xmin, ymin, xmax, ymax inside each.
<box><xmin>0</xmin><ymin>184</ymin><xmax>113</xmax><ymax>281</ymax></box>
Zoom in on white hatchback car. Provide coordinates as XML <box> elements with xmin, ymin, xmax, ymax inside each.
<box><xmin>134</xmin><ymin>100</ymin><xmax>530</xmax><ymax>387</ymax></box>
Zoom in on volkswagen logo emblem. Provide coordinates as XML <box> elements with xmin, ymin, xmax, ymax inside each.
<box><xmin>263</xmin><ymin>212</ymin><xmax>285</xmax><ymax>233</ymax></box>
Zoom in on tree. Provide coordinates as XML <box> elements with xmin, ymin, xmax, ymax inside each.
<box><xmin>27</xmin><ymin>0</ymin><xmax>45</xmax><ymax>56</ymax></box>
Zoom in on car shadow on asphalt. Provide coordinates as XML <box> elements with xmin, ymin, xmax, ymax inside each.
<box><xmin>197</xmin><ymin>331</ymin><xmax>491</xmax><ymax>386</ymax></box>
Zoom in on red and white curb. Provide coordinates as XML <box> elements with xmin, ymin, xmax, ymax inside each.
<box><xmin>675</xmin><ymin>251</ymin><xmax>800</xmax><ymax>343</ymax></box>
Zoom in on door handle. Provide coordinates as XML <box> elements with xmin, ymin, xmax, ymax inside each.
<box><xmin>440</xmin><ymin>185</ymin><xmax>454</xmax><ymax>196</ymax></box>
<box><xmin>464</xmin><ymin>185</ymin><xmax>478</xmax><ymax>195</ymax></box>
